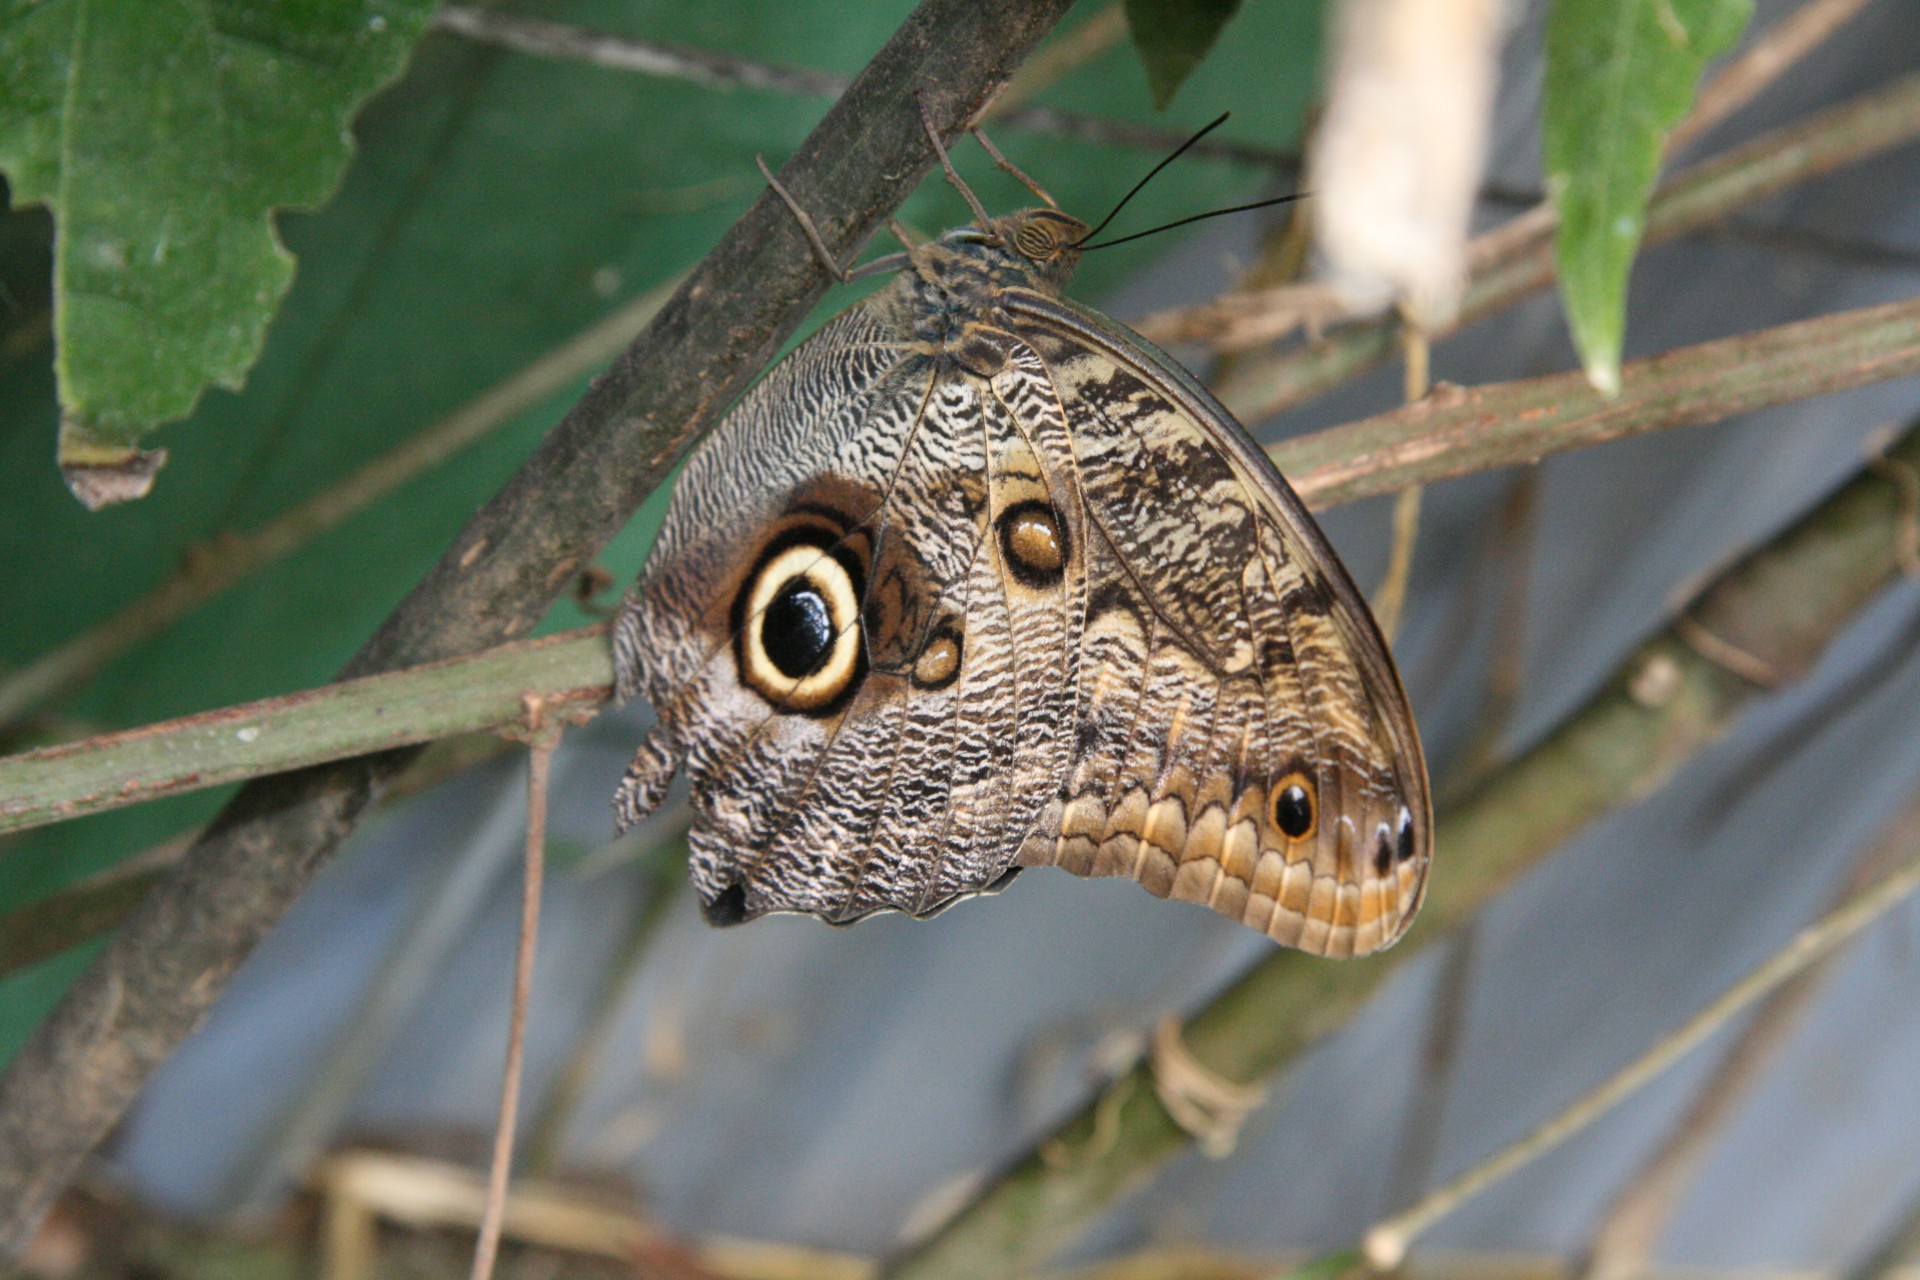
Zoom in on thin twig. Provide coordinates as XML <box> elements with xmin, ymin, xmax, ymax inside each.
<box><xmin>0</xmin><ymin>1</ymin><xmax>1079</xmax><ymax>1253</ymax></box>
<box><xmin>1361</xmin><ymin>797</ymin><xmax>1920</xmax><ymax>1270</ymax></box>
<box><xmin>433</xmin><ymin>5</ymin><xmax>1297</xmax><ymax>170</ymax></box>
<box><xmin>1578</xmin><ymin>815</ymin><xmax>1907</xmax><ymax>1280</ymax></box>
<box><xmin>470</xmin><ymin>712</ymin><xmax>557</xmax><ymax>1280</ymax></box>
<box><xmin>1370</xmin><ymin>329</ymin><xmax>1432</xmax><ymax>642</ymax></box>
<box><xmin>432</xmin><ymin>7</ymin><xmax>848</xmax><ymax>97</ymax></box>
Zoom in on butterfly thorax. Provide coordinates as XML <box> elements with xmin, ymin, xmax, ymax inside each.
<box><xmin>881</xmin><ymin>208</ymin><xmax>1087</xmax><ymax>369</ymax></box>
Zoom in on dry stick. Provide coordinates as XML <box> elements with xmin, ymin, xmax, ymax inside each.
<box><xmin>1578</xmin><ymin>813</ymin><xmax>1910</xmax><ymax>1280</ymax></box>
<box><xmin>879</xmin><ymin>419</ymin><xmax>1920</xmax><ymax>1279</ymax></box>
<box><xmin>0</xmin><ymin>0</ymin><xmax>1079</xmax><ymax>1255</ymax></box>
<box><xmin>0</xmin><ymin>281</ymin><xmax>677</xmax><ymax>733</ymax></box>
<box><xmin>2</xmin><ymin>294</ymin><xmax>1917</xmax><ymax>844</ymax></box>
<box><xmin>469</xmin><ymin>712</ymin><xmax>556</xmax><ymax>1280</ymax></box>
<box><xmin>1360</xmin><ymin>796</ymin><xmax>1920</xmax><ymax>1271</ymax></box>
<box><xmin>1203</xmin><ymin>70</ymin><xmax>1920</xmax><ymax>416</ymax></box>
<box><xmin>1371</xmin><ymin>328</ymin><xmax>1432</xmax><ymax>642</ymax></box>
<box><xmin>434</xmin><ymin>4</ymin><xmax>1291</xmax><ymax>170</ymax></box>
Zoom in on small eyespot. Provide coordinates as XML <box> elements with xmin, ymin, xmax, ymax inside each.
<box><xmin>998</xmin><ymin>500</ymin><xmax>1067</xmax><ymax>587</ymax></box>
<box><xmin>737</xmin><ymin>536</ymin><xmax>864</xmax><ymax>713</ymax></box>
<box><xmin>1374</xmin><ymin>825</ymin><xmax>1395</xmax><ymax>877</ymax></box>
<box><xmin>912</xmin><ymin>627</ymin><xmax>963</xmax><ymax>689</ymax></box>
<box><xmin>1396</xmin><ymin>806</ymin><xmax>1417</xmax><ymax>864</ymax></box>
<box><xmin>1270</xmin><ymin>772</ymin><xmax>1316</xmax><ymax>841</ymax></box>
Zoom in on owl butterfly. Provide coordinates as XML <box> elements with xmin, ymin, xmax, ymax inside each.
<box><xmin>612</xmin><ymin>110</ymin><xmax>1431</xmax><ymax>957</ymax></box>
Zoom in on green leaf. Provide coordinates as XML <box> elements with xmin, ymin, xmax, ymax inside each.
<box><xmin>1124</xmin><ymin>0</ymin><xmax>1244</xmax><ymax>109</ymax></box>
<box><xmin>1545</xmin><ymin>0</ymin><xmax>1751</xmax><ymax>394</ymax></box>
<box><xmin>0</xmin><ymin>0</ymin><xmax>436</xmax><ymax>505</ymax></box>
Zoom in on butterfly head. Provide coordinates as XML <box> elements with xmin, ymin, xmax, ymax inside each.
<box><xmin>941</xmin><ymin>208</ymin><xmax>1089</xmax><ymax>295</ymax></box>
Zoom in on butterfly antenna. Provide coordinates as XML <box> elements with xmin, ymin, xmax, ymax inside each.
<box><xmin>1075</xmin><ymin>111</ymin><xmax>1232</xmax><ymax>246</ymax></box>
<box><xmin>1077</xmin><ymin>192</ymin><xmax>1308</xmax><ymax>252</ymax></box>
<box><xmin>915</xmin><ymin>91</ymin><xmax>997</xmax><ymax>237</ymax></box>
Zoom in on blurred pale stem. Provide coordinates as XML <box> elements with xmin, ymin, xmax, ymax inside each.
<box><xmin>1311</xmin><ymin>0</ymin><xmax>1503</xmax><ymax>327</ymax></box>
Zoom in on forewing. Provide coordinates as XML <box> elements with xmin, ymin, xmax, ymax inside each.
<box><xmin>1007</xmin><ymin>294</ymin><xmax>1432</xmax><ymax>957</ymax></box>
<box><xmin>613</xmin><ymin>301</ymin><xmax>1085</xmax><ymax>925</ymax></box>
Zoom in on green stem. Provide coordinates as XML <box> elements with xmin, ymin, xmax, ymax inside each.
<box><xmin>0</xmin><ymin>629</ymin><xmax>610</xmax><ymax>837</ymax></box>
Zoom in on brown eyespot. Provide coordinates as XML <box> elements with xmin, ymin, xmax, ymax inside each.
<box><xmin>912</xmin><ymin>627</ymin><xmax>963</xmax><ymax>690</ymax></box>
<box><xmin>736</xmin><ymin>534</ymin><xmax>864</xmax><ymax>713</ymax></box>
<box><xmin>998</xmin><ymin>500</ymin><xmax>1067</xmax><ymax>587</ymax></box>
<box><xmin>1270</xmin><ymin>771</ymin><xmax>1316</xmax><ymax>842</ymax></box>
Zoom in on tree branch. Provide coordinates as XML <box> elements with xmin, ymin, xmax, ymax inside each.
<box><xmin>0</xmin><ymin>0</ymin><xmax>1077</xmax><ymax>1255</ymax></box>
<box><xmin>879</xmin><ymin>416</ymin><xmax>1920</xmax><ymax>1278</ymax></box>
<box><xmin>0</xmin><ymin>629</ymin><xmax>610</xmax><ymax>836</ymax></box>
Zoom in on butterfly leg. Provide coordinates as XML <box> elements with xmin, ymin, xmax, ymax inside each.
<box><xmin>913</xmin><ymin>90</ymin><xmax>997</xmax><ymax>233</ymax></box>
<box><xmin>755</xmin><ymin>155</ymin><xmax>859</xmax><ymax>285</ymax></box>
<box><xmin>970</xmin><ymin>125</ymin><xmax>1060</xmax><ymax>210</ymax></box>
<box><xmin>756</xmin><ymin>155</ymin><xmax>911</xmax><ymax>284</ymax></box>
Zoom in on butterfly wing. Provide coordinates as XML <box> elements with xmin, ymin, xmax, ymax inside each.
<box><xmin>612</xmin><ymin>300</ymin><xmax>1087</xmax><ymax>925</ymax></box>
<box><xmin>614</xmin><ymin>268</ymin><xmax>1429</xmax><ymax>954</ymax></box>
<box><xmin>1001</xmin><ymin>291</ymin><xmax>1432</xmax><ymax>957</ymax></box>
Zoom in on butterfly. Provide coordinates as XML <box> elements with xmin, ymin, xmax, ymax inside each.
<box><xmin>610</xmin><ymin>111</ymin><xmax>1431</xmax><ymax>958</ymax></box>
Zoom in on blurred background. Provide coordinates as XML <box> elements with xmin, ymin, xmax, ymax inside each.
<box><xmin>3</xmin><ymin>0</ymin><xmax>1920</xmax><ymax>1276</ymax></box>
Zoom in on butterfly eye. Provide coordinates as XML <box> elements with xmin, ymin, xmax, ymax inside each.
<box><xmin>998</xmin><ymin>500</ymin><xmax>1068</xmax><ymax>587</ymax></box>
<box><xmin>1013</xmin><ymin>220</ymin><xmax>1057</xmax><ymax>261</ymax></box>
<box><xmin>737</xmin><ymin>539</ymin><xmax>865</xmax><ymax>713</ymax></box>
<box><xmin>1271</xmin><ymin>773</ymin><xmax>1316</xmax><ymax>841</ymax></box>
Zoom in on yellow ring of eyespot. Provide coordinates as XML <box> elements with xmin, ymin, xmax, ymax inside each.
<box><xmin>1269</xmin><ymin>770</ymin><xmax>1317</xmax><ymax>844</ymax></box>
<box><xmin>741</xmin><ymin>544</ymin><xmax>862</xmax><ymax>711</ymax></box>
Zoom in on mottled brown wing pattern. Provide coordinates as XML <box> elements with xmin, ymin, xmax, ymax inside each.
<box><xmin>1003</xmin><ymin>295</ymin><xmax>1431</xmax><ymax>957</ymax></box>
<box><xmin>613</xmin><ymin>301</ymin><xmax>1087</xmax><ymax>926</ymax></box>
<box><xmin>613</xmin><ymin>205</ymin><xmax>1429</xmax><ymax>953</ymax></box>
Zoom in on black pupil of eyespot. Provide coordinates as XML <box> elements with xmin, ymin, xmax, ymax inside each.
<box><xmin>1397</xmin><ymin>813</ymin><xmax>1416</xmax><ymax>863</ymax></box>
<box><xmin>1276</xmin><ymin>784</ymin><xmax>1312</xmax><ymax>838</ymax></box>
<box><xmin>763</xmin><ymin>578</ymin><xmax>835</xmax><ymax>679</ymax></box>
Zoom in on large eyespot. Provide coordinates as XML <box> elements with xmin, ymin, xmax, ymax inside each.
<box><xmin>1270</xmin><ymin>771</ymin><xmax>1316</xmax><ymax>842</ymax></box>
<box><xmin>998</xmin><ymin>500</ymin><xmax>1067</xmax><ymax>588</ymax></box>
<box><xmin>737</xmin><ymin>535</ymin><xmax>865</xmax><ymax>713</ymax></box>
